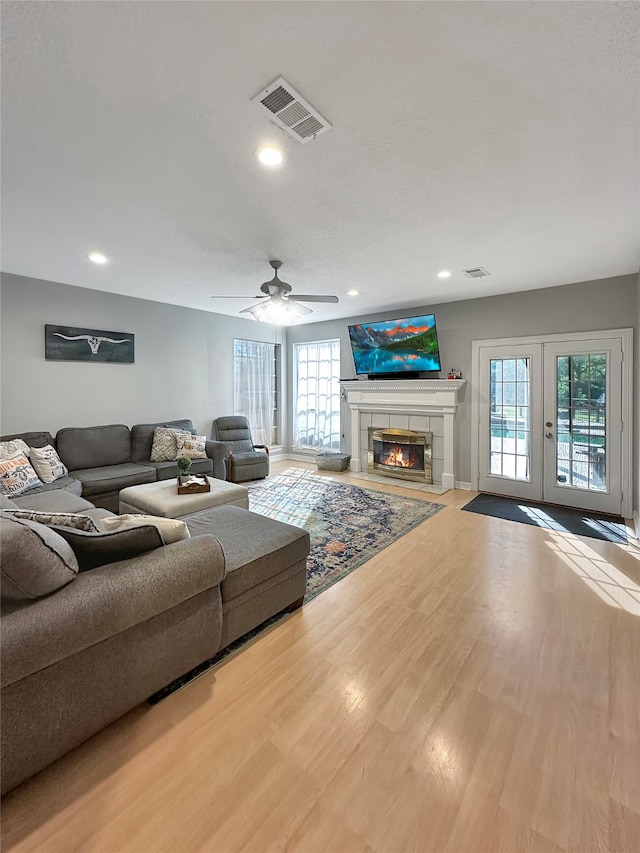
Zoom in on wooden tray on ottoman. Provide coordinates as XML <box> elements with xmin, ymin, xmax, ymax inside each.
<box><xmin>177</xmin><ymin>476</ymin><xmax>211</xmax><ymax>495</ymax></box>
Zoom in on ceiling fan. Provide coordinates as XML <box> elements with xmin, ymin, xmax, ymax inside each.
<box><xmin>212</xmin><ymin>261</ymin><xmax>339</xmax><ymax>325</ymax></box>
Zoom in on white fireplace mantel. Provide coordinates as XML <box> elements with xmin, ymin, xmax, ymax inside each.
<box><xmin>340</xmin><ymin>379</ymin><xmax>466</xmax><ymax>490</ymax></box>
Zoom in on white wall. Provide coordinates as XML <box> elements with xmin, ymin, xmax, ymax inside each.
<box><xmin>0</xmin><ymin>273</ymin><xmax>280</xmax><ymax>438</ymax></box>
<box><xmin>287</xmin><ymin>274</ymin><xmax>638</xmax><ymax>491</ymax></box>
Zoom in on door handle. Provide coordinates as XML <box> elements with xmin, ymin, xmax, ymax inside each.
<box><xmin>545</xmin><ymin>431</ymin><xmax>553</xmax><ymax>439</ymax></box>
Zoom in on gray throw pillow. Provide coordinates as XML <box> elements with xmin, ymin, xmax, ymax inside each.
<box><xmin>51</xmin><ymin>524</ymin><xmax>165</xmax><ymax>572</ymax></box>
<box><xmin>0</xmin><ymin>515</ymin><xmax>78</xmax><ymax>600</ymax></box>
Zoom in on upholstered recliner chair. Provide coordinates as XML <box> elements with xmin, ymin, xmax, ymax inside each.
<box><xmin>212</xmin><ymin>416</ymin><xmax>269</xmax><ymax>483</ymax></box>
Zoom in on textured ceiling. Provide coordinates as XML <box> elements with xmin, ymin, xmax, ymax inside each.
<box><xmin>1</xmin><ymin>1</ymin><xmax>638</xmax><ymax>324</ymax></box>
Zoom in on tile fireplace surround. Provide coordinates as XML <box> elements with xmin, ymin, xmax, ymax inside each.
<box><xmin>340</xmin><ymin>379</ymin><xmax>467</xmax><ymax>490</ymax></box>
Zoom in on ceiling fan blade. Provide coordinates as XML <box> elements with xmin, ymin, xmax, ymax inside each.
<box><xmin>210</xmin><ymin>295</ymin><xmax>268</xmax><ymax>299</ymax></box>
<box><xmin>288</xmin><ymin>294</ymin><xmax>339</xmax><ymax>303</ymax></box>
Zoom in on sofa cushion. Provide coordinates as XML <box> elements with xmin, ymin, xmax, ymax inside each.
<box><xmin>10</xmin><ymin>490</ymin><xmax>95</xmax><ymax>513</ymax></box>
<box><xmin>140</xmin><ymin>458</ymin><xmax>212</xmax><ymax>481</ymax></box>
<box><xmin>0</xmin><ymin>431</ymin><xmax>56</xmax><ymax>450</ymax></box>
<box><xmin>0</xmin><ymin>452</ymin><xmax>43</xmax><ymax>497</ymax></box>
<box><xmin>29</xmin><ymin>445</ymin><xmax>69</xmax><ymax>484</ymax></box>
<box><xmin>185</xmin><ymin>505</ymin><xmax>309</xmax><ymax>603</ymax></box>
<box><xmin>130</xmin><ymin>420</ymin><xmax>195</xmax><ymax>463</ymax></box>
<box><xmin>51</xmin><ymin>524</ymin><xmax>164</xmax><ymax>572</ymax></box>
<box><xmin>69</xmin><ymin>463</ymin><xmax>155</xmax><ymax>497</ymax></box>
<box><xmin>56</xmin><ymin>424</ymin><xmax>131</xmax><ymax>470</ymax></box>
<box><xmin>13</xmin><ymin>475</ymin><xmax>83</xmax><ymax>499</ymax></box>
<box><xmin>0</xmin><ymin>515</ymin><xmax>78</xmax><ymax>600</ymax></box>
<box><xmin>0</xmin><ymin>495</ymin><xmax>18</xmax><ymax>510</ymax></box>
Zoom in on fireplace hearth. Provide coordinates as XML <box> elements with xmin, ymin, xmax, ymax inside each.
<box><xmin>368</xmin><ymin>427</ymin><xmax>433</xmax><ymax>483</ymax></box>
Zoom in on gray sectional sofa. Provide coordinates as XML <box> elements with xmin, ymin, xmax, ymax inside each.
<box><xmin>1</xmin><ymin>419</ymin><xmax>227</xmax><ymax>512</ymax></box>
<box><xmin>0</xmin><ymin>423</ymin><xmax>310</xmax><ymax>795</ymax></box>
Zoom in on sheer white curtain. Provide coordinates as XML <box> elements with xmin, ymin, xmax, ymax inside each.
<box><xmin>293</xmin><ymin>339</ymin><xmax>341</xmax><ymax>449</ymax></box>
<box><xmin>233</xmin><ymin>340</ymin><xmax>276</xmax><ymax>447</ymax></box>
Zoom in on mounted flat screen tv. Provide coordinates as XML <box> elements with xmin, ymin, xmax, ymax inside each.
<box><xmin>348</xmin><ymin>313</ymin><xmax>441</xmax><ymax>377</ymax></box>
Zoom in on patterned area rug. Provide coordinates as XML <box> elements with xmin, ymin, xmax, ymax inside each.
<box><xmin>248</xmin><ymin>468</ymin><xmax>444</xmax><ymax>601</ymax></box>
<box><xmin>148</xmin><ymin>469</ymin><xmax>443</xmax><ymax>703</ymax></box>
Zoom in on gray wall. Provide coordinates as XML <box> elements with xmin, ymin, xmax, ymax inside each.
<box><xmin>0</xmin><ymin>273</ymin><xmax>280</xmax><ymax>438</ymax></box>
<box><xmin>637</xmin><ymin>273</ymin><xmax>640</xmax><ymax>529</ymax></box>
<box><xmin>287</xmin><ymin>274</ymin><xmax>638</xmax><ymax>495</ymax></box>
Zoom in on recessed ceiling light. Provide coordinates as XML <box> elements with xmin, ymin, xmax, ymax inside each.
<box><xmin>87</xmin><ymin>252</ymin><xmax>107</xmax><ymax>264</ymax></box>
<box><xmin>347</xmin><ymin>289</ymin><xmax>359</xmax><ymax>296</ymax></box>
<box><xmin>256</xmin><ymin>147</ymin><xmax>284</xmax><ymax>167</ymax></box>
<box><xmin>437</xmin><ymin>270</ymin><xmax>451</xmax><ymax>279</ymax></box>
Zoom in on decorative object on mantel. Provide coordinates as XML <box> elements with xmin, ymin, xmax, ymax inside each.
<box><xmin>447</xmin><ymin>368</ymin><xmax>462</xmax><ymax>379</ymax></box>
<box><xmin>45</xmin><ymin>324</ymin><xmax>134</xmax><ymax>363</ymax></box>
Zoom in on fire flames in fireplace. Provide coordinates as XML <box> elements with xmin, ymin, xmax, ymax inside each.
<box><xmin>382</xmin><ymin>445</ymin><xmax>417</xmax><ymax>468</ymax></box>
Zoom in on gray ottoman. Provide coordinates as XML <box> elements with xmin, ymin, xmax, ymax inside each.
<box><xmin>119</xmin><ymin>477</ymin><xmax>249</xmax><ymax>518</ymax></box>
<box><xmin>185</xmin><ymin>506</ymin><xmax>309</xmax><ymax>648</ymax></box>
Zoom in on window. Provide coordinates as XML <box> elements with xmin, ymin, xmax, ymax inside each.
<box><xmin>233</xmin><ymin>339</ymin><xmax>279</xmax><ymax>446</ymax></box>
<box><xmin>293</xmin><ymin>339</ymin><xmax>341</xmax><ymax>449</ymax></box>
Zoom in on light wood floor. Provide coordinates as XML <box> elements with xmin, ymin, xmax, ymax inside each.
<box><xmin>2</xmin><ymin>462</ymin><xmax>639</xmax><ymax>853</ymax></box>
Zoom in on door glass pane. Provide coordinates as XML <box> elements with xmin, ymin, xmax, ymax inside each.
<box><xmin>555</xmin><ymin>353</ymin><xmax>606</xmax><ymax>491</ymax></box>
<box><xmin>489</xmin><ymin>357</ymin><xmax>531</xmax><ymax>481</ymax></box>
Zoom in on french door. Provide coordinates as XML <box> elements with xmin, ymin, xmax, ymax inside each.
<box><xmin>477</xmin><ymin>333</ymin><xmax>628</xmax><ymax>516</ymax></box>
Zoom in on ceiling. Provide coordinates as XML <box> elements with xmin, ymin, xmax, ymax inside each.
<box><xmin>2</xmin><ymin>1</ymin><xmax>638</xmax><ymax>325</ymax></box>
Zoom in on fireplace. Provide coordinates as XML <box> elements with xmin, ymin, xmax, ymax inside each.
<box><xmin>368</xmin><ymin>427</ymin><xmax>433</xmax><ymax>483</ymax></box>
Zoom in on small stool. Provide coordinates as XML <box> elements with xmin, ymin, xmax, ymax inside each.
<box><xmin>316</xmin><ymin>452</ymin><xmax>351</xmax><ymax>472</ymax></box>
<box><xmin>119</xmin><ymin>477</ymin><xmax>249</xmax><ymax>518</ymax></box>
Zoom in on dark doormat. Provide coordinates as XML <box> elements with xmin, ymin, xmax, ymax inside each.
<box><xmin>461</xmin><ymin>493</ymin><xmax>627</xmax><ymax>544</ymax></box>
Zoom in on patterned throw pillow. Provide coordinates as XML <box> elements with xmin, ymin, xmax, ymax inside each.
<box><xmin>175</xmin><ymin>434</ymin><xmax>207</xmax><ymax>459</ymax></box>
<box><xmin>0</xmin><ymin>439</ymin><xmax>31</xmax><ymax>459</ymax></box>
<box><xmin>2</xmin><ymin>510</ymin><xmax>99</xmax><ymax>532</ymax></box>
<box><xmin>28</xmin><ymin>444</ymin><xmax>69</xmax><ymax>484</ymax></box>
<box><xmin>150</xmin><ymin>427</ymin><xmax>185</xmax><ymax>462</ymax></box>
<box><xmin>0</xmin><ymin>452</ymin><xmax>43</xmax><ymax>497</ymax></box>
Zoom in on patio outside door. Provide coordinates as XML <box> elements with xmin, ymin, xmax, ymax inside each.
<box><xmin>477</xmin><ymin>335</ymin><xmax>625</xmax><ymax>516</ymax></box>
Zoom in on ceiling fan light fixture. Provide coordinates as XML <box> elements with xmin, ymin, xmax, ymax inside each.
<box><xmin>248</xmin><ymin>296</ymin><xmax>304</xmax><ymax>326</ymax></box>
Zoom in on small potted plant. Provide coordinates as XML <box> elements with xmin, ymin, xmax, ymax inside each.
<box><xmin>177</xmin><ymin>455</ymin><xmax>192</xmax><ymax>485</ymax></box>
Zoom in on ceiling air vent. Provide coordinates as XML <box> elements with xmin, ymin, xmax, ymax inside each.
<box><xmin>464</xmin><ymin>267</ymin><xmax>490</xmax><ymax>278</ymax></box>
<box><xmin>252</xmin><ymin>76</ymin><xmax>332</xmax><ymax>144</ymax></box>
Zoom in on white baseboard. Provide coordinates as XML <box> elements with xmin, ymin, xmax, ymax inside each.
<box><xmin>455</xmin><ymin>481</ymin><xmax>472</xmax><ymax>490</ymax></box>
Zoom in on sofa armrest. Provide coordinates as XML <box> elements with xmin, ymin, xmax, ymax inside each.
<box><xmin>205</xmin><ymin>439</ymin><xmax>227</xmax><ymax>480</ymax></box>
<box><xmin>1</xmin><ymin>534</ymin><xmax>226</xmax><ymax>688</ymax></box>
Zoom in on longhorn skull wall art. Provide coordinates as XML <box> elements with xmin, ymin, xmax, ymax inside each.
<box><xmin>45</xmin><ymin>325</ymin><xmax>135</xmax><ymax>363</ymax></box>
